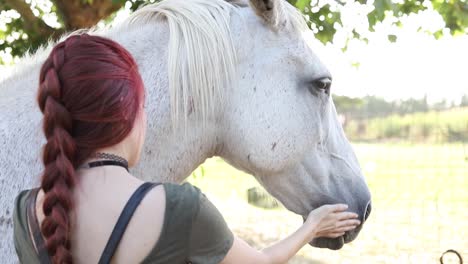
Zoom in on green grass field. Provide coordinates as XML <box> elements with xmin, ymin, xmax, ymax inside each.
<box><xmin>344</xmin><ymin>107</ymin><xmax>468</xmax><ymax>143</ymax></box>
<box><xmin>187</xmin><ymin>143</ymin><xmax>468</xmax><ymax>263</ymax></box>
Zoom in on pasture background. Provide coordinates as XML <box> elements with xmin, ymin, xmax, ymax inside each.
<box><xmin>188</xmin><ymin>118</ymin><xmax>468</xmax><ymax>263</ymax></box>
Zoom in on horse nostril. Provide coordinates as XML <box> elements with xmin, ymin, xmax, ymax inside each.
<box><xmin>364</xmin><ymin>201</ymin><xmax>372</xmax><ymax>221</ymax></box>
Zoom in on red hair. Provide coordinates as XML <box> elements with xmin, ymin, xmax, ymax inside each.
<box><xmin>37</xmin><ymin>34</ymin><xmax>144</xmax><ymax>263</ymax></box>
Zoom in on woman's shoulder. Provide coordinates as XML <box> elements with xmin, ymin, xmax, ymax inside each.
<box><xmin>13</xmin><ymin>188</ymin><xmax>36</xmax><ymax>225</ymax></box>
<box><xmin>14</xmin><ymin>188</ymin><xmax>33</xmax><ymax>205</ymax></box>
<box><xmin>162</xmin><ymin>181</ymin><xmax>201</xmax><ymax>192</ymax></box>
<box><xmin>13</xmin><ymin>188</ymin><xmax>42</xmax><ymax>264</ymax></box>
<box><xmin>161</xmin><ymin>182</ymin><xmax>202</xmax><ymax>204</ymax></box>
<box><xmin>141</xmin><ymin>182</ymin><xmax>202</xmax><ymax>262</ymax></box>
<box><xmin>159</xmin><ymin>182</ymin><xmax>233</xmax><ymax>264</ymax></box>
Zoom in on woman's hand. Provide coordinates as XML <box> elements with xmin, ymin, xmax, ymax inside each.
<box><xmin>221</xmin><ymin>204</ymin><xmax>361</xmax><ymax>264</ymax></box>
<box><xmin>304</xmin><ymin>204</ymin><xmax>360</xmax><ymax>240</ymax></box>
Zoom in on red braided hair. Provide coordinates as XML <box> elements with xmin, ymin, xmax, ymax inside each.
<box><xmin>37</xmin><ymin>34</ymin><xmax>144</xmax><ymax>263</ymax></box>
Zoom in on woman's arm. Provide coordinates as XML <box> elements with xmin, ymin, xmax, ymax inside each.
<box><xmin>220</xmin><ymin>204</ymin><xmax>360</xmax><ymax>264</ymax></box>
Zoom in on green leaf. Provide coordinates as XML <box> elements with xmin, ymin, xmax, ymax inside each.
<box><xmin>368</xmin><ymin>0</ymin><xmax>393</xmax><ymax>28</ymax></box>
<box><xmin>200</xmin><ymin>166</ymin><xmax>205</xmax><ymax>177</ymax></box>
<box><xmin>434</xmin><ymin>29</ymin><xmax>444</xmax><ymax>39</ymax></box>
<box><xmin>294</xmin><ymin>0</ymin><xmax>310</xmax><ymax>11</ymax></box>
<box><xmin>387</xmin><ymin>34</ymin><xmax>397</xmax><ymax>42</ymax></box>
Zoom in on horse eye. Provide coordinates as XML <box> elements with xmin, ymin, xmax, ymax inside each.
<box><xmin>313</xmin><ymin>77</ymin><xmax>332</xmax><ymax>95</ymax></box>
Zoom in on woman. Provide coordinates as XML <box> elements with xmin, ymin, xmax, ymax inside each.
<box><xmin>13</xmin><ymin>34</ymin><xmax>360</xmax><ymax>264</ymax></box>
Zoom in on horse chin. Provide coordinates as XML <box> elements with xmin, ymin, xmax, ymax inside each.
<box><xmin>303</xmin><ymin>216</ymin><xmax>364</xmax><ymax>250</ymax></box>
<box><xmin>309</xmin><ymin>237</ymin><xmax>344</xmax><ymax>250</ymax></box>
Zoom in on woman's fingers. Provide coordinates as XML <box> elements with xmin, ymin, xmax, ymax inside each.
<box><xmin>333</xmin><ymin>225</ymin><xmax>359</xmax><ymax>233</ymax></box>
<box><xmin>336</xmin><ymin>219</ymin><xmax>361</xmax><ymax>228</ymax></box>
<box><xmin>329</xmin><ymin>204</ymin><xmax>348</xmax><ymax>213</ymax></box>
<box><xmin>316</xmin><ymin>231</ymin><xmax>346</xmax><ymax>238</ymax></box>
<box><xmin>328</xmin><ymin>232</ymin><xmax>346</xmax><ymax>238</ymax></box>
<box><xmin>316</xmin><ymin>219</ymin><xmax>360</xmax><ymax>234</ymax></box>
<box><xmin>317</xmin><ymin>223</ymin><xmax>359</xmax><ymax>238</ymax></box>
<box><xmin>336</xmin><ymin>212</ymin><xmax>359</xmax><ymax>220</ymax></box>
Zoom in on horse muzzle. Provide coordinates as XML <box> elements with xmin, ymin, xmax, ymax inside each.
<box><xmin>305</xmin><ymin>201</ymin><xmax>372</xmax><ymax>250</ymax></box>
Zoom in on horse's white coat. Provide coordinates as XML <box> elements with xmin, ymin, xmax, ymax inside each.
<box><xmin>0</xmin><ymin>0</ymin><xmax>370</xmax><ymax>260</ymax></box>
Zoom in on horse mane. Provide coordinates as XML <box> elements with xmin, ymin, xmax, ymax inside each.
<box><xmin>124</xmin><ymin>0</ymin><xmax>239</xmax><ymax>129</ymax></box>
<box><xmin>3</xmin><ymin>0</ymin><xmax>308</xmax><ymax>129</ymax></box>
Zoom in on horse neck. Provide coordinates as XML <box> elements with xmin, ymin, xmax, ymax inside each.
<box><xmin>106</xmin><ymin>24</ymin><xmax>221</xmax><ymax>183</ymax></box>
<box><xmin>0</xmin><ymin>50</ymin><xmax>45</xmax><ymax>190</ymax></box>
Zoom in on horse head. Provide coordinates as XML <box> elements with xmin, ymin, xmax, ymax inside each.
<box><xmin>220</xmin><ymin>0</ymin><xmax>372</xmax><ymax>250</ymax></box>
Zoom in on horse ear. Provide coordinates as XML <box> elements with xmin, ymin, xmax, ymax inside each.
<box><xmin>249</xmin><ymin>0</ymin><xmax>283</xmax><ymax>26</ymax></box>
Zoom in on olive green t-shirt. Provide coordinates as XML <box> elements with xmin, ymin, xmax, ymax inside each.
<box><xmin>13</xmin><ymin>182</ymin><xmax>234</xmax><ymax>264</ymax></box>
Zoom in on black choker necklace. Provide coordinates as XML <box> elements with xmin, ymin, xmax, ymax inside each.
<box><xmin>81</xmin><ymin>152</ymin><xmax>129</xmax><ymax>172</ymax></box>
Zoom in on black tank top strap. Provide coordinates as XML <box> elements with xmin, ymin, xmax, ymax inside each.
<box><xmin>98</xmin><ymin>182</ymin><xmax>161</xmax><ymax>264</ymax></box>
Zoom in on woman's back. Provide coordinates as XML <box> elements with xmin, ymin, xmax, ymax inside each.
<box><xmin>14</xmin><ymin>165</ymin><xmax>234</xmax><ymax>263</ymax></box>
<box><xmin>61</xmin><ymin>167</ymin><xmax>164</xmax><ymax>263</ymax></box>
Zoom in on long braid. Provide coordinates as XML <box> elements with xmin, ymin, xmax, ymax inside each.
<box><xmin>38</xmin><ymin>42</ymin><xmax>76</xmax><ymax>264</ymax></box>
<box><xmin>34</xmin><ymin>33</ymin><xmax>145</xmax><ymax>262</ymax></box>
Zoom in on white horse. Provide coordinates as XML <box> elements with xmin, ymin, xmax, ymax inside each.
<box><xmin>0</xmin><ymin>0</ymin><xmax>371</xmax><ymax>261</ymax></box>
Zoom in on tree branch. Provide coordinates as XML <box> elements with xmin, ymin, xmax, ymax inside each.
<box><xmin>3</xmin><ymin>0</ymin><xmax>57</xmax><ymax>36</ymax></box>
<box><xmin>52</xmin><ymin>0</ymin><xmax>124</xmax><ymax>30</ymax></box>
